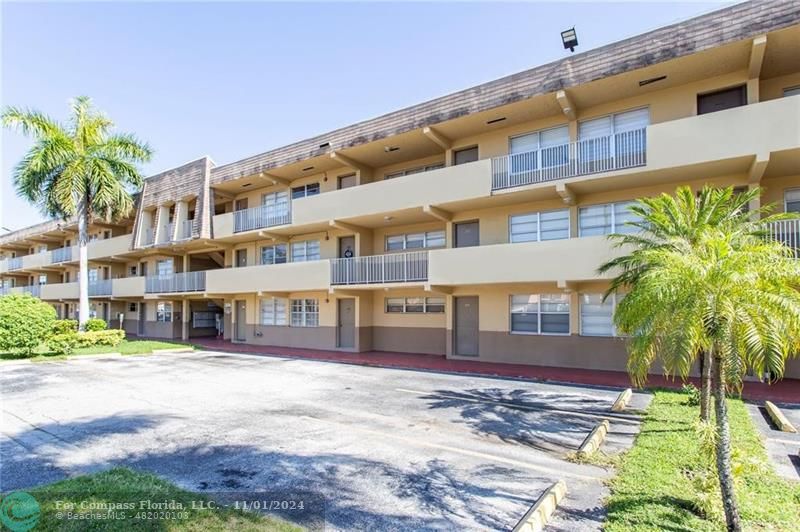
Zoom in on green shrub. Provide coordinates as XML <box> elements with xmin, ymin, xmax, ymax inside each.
<box><xmin>52</xmin><ymin>319</ymin><xmax>78</xmax><ymax>335</ymax></box>
<box><xmin>0</xmin><ymin>294</ymin><xmax>57</xmax><ymax>354</ymax></box>
<box><xmin>682</xmin><ymin>383</ymin><xmax>701</xmax><ymax>406</ymax></box>
<box><xmin>76</xmin><ymin>329</ymin><xmax>125</xmax><ymax>348</ymax></box>
<box><xmin>46</xmin><ymin>332</ymin><xmax>78</xmax><ymax>356</ymax></box>
<box><xmin>84</xmin><ymin>318</ymin><xmax>107</xmax><ymax>331</ymax></box>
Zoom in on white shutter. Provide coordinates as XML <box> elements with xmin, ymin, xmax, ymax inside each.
<box><xmin>510</xmin><ymin>132</ymin><xmax>539</xmax><ymax>154</ymax></box>
<box><xmin>539</xmin><ymin>126</ymin><xmax>569</xmax><ymax>147</ymax></box>
<box><xmin>614</xmin><ymin>108</ymin><xmax>649</xmax><ymax>132</ymax></box>
<box><xmin>578</xmin><ymin>116</ymin><xmax>612</xmax><ymax>139</ymax></box>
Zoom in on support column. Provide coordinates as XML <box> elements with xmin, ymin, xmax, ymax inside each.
<box><xmin>182</xmin><ymin>299</ymin><xmax>190</xmax><ymax>341</ymax></box>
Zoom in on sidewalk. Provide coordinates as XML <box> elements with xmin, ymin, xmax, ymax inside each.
<box><xmin>190</xmin><ymin>338</ymin><xmax>800</xmax><ymax>403</ymax></box>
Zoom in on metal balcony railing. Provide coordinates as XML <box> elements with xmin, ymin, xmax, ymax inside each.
<box><xmin>768</xmin><ymin>219</ymin><xmax>800</xmax><ymax>257</ymax></box>
<box><xmin>145</xmin><ymin>271</ymin><xmax>206</xmax><ymax>293</ymax></box>
<box><xmin>331</xmin><ymin>251</ymin><xmax>429</xmax><ymax>285</ymax></box>
<box><xmin>0</xmin><ymin>287</ymin><xmax>10</xmax><ymax>296</ymax></box>
<box><xmin>180</xmin><ymin>219</ymin><xmax>193</xmax><ymax>240</ymax></box>
<box><xmin>234</xmin><ymin>203</ymin><xmax>291</xmax><ymax>233</ymax></box>
<box><xmin>491</xmin><ymin>128</ymin><xmax>647</xmax><ymax>190</ymax></box>
<box><xmin>159</xmin><ymin>224</ymin><xmax>174</xmax><ymax>244</ymax></box>
<box><xmin>20</xmin><ymin>285</ymin><xmax>41</xmax><ymax>297</ymax></box>
<box><xmin>51</xmin><ymin>246</ymin><xmax>73</xmax><ymax>263</ymax></box>
<box><xmin>88</xmin><ymin>279</ymin><xmax>112</xmax><ymax>297</ymax></box>
<box><xmin>7</xmin><ymin>257</ymin><xmax>22</xmax><ymax>271</ymax></box>
<box><xmin>143</xmin><ymin>228</ymin><xmax>155</xmax><ymax>246</ymax></box>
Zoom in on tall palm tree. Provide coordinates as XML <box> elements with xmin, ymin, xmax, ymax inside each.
<box><xmin>2</xmin><ymin>97</ymin><xmax>152</xmax><ymax>330</ymax></box>
<box><xmin>600</xmin><ymin>185</ymin><xmax>800</xmax><ymax>531</ymax></box>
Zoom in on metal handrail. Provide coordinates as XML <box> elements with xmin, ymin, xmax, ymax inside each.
<box><xmin>234</xmin><ymin>202</ymin><xmax>291</xmax><ymax>233</ymax></box>
<box><xmin>88</xmin><ymin>279</ymin><xmax>112</xmax><ymax>297</ymax></box>
<box><xmin>330</xmin><ymin>251</ymin><xmax>429</xmax><ymax>285</ymax></box>
<box><xmin>145</xmin><ymin>271</ymin><xmax>206</xmax><ymax>293</ymax></box>
<box><xmin>768</xmin><ymin>219</ymin><xmax>800</xmax><ymax>257</ymax></box>
<box><xmin>51</xmin><ymin>246</ymin><xmax>73</xmax><ymax>263</ymax></box>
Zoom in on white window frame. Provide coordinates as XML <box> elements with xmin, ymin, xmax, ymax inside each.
<box><xmin>260</xmin><ymin>297</ymin><xmax>287</xmax><ymax>326</ymax></box>
<box><xmin>384</xmin><ymin>297</ymin><xmax>445</xmax><ymax>314</ymax></box>
<box><xmin>290</xmin><ymin>240</ymin><xmax>320</xmax><ymax>262</ymax></box>
<box><xmin>509</xmin><ymin>209</ymin><xmax>570</xmax><ymax>243</ymax></box>
<box><xmin>291</xmin><ymin>183</ymin><xmax>320</xmax><ymax>199</ymax></box>
<box><xmin>784</xmin><ymin>188</ymin><xmax>800</xmax><ymax>213</ymax></box>
<box><xmin>384</xmin><ymin>162</ymin><xmax>445</xmax><ymax>180</ymax></box>
<box><xmin>291</xmin><ymin>299</ymin><xmax>319</xmax><ymax>327</ymax></box>
<box><xmin>508</xmin><ymin>125</ymin><xmax>571</xmax><ymax>173</ymax></box>
<box><xmin>578</xmin><ymin>106</ymin><xmax>651</xmax><ymax>139</ymax></box>
<box><xmin>156</xmin><ymin>302</ymin><xmax>172</xmax><ymax>322</ymax></box>
<box><xmin>260</xmin><ymin>244</ymin><xmax>287</xmax><ymax>265</ymax></box>
<box><xmin>579</xmin><ymin>293</ymin><xmax>620</xmax><ymax>337</ymax></box>
<box><xmin>510</xmin><ymin>294</ymin><xmax>570</xmax><ymax>336</ymax></box>
<box><xmin>578</xmin><ymin>201</ymin><xmax>640</xmax><ymax>237</ymax></box>
<box><xmin>384</xmin><ymin>230</ymin><xmax>446</xmax><ymax>251</ymax></box>
<box><xmin>156</xmin><ymin>259</ymin><xmax>173</xmax><ymax>277</ymax></box>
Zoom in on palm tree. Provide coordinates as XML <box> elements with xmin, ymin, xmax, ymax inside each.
<box><xmin>2</xmin><ymin>97</ymin><xmax>152</xmax><ymax>330</ymax></box>
<box><xmin>600</xmin><ymin>186</ymin><xmax>800</xmax><ymax>531</ymax></box>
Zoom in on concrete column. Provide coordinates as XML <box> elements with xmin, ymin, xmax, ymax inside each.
<box><xmin>173</xmin><ymin>201</ymin><xmax>188</xmax><ymax>241</ymax></box>
<box><xmin>182</xmin><ymin>299</ymin><xmax>189</xmax><ymax>341</ymax></box>
<box><xmin>569</xmin><ymin>205</ymin><xmax>579</xmax><ymax>238</ymax></box>
<box><xmin>747</xmin><ymin>79</ymin><xmax>760</xmax><ymax>104</ymax></box>
<box><xmin>155</xmin><ymin>205</ymin><xmax>170</xmax><ymax>244</ymax></box>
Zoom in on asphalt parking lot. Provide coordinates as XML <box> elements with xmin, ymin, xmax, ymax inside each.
<box><xmin>748</xmin><ymin>402</ymin><xmax>800</xmax><ymax>481</ymax></box>
<box><xmin>1</xmin><ymin>351</ymin><xmax>649</xmax><ymax>530</ymax></box>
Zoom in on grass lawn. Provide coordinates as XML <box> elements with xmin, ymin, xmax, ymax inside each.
<box><xmin>605</xmin><ymin>389</ymin><xmax>800</xmax><ymax>531</ymax></box>
<box><xmin>0</xmin><ymin>339</ymin><xmax>194</xmax><ymax>362</ymax></box>
<box><xmin>9</xmin><ymin>467</ymin><xmax>300</xmax><ymax>531</ymax></box>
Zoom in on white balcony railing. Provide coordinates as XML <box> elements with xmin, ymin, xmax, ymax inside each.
<box><xmin>0</xmin><ymin>287</ymin><xmax>9</xmax><ymax>296</ymax></box>
<box><xmin>145</xmin><ymin>271</ymin><xmax>207</xmax><ymax>294</ymax></box>
<box><xmin>491</xmin><ymin>128</ymin><xmax>647</xmax><ymax>190</ymax></box>
<box><xmin>20</xmin><ymin>285</ymin><xmax>41</xmax><ymax>297</ymax></box>
<box><xmin>180</xmin><ymin>219</ymin><xmax>193</xmax><ymax>240</ymax></box>
<box><xmin>88</xmin><ymin>279</ymin><xmax>112</xmax><ymax>297</ymax></box>
<box><xmin>51</xmin><ymin>246</ymin><xmax>73</xmax><ymax>263</ymax></box>
<box><xmin>7</xmin><ymin>257</ymin><xmax>22</xmax><ymax>271</ymax></box>
<box><xmin>234</xmin><ymin>203</ymin><xmax>291</xmax><ymax>233</ymax></box>
<box><xmin>331</xmin><ymin>251</ymin><xmax>429</xmax><ymax>285</ymax></box>
<box><xmin>159</xmin><ymin>224</ymin><xmax>173</xmax><ymax>244</ymax></box>
<box><xmin>768</xmin><ymin>219</ymin><xmax>800</xmax><ymax>257</ymax></box>
<box><xmin>143</xmin><ymin>228</ymin><xmax>155</xmax><ymax>246</ymax></box>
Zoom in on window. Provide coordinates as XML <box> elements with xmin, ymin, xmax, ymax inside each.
<box><xmin>291</xmin><ymin>299</ymin><xmax>319</xmax><ymax>327</ymax></box>
<box><xmin>697</xmin><ymin>86</ymin><xmax>746</xmax><ymax>115</ymax></box>
<box><xmin>156</xmin><ymin>259</ymin><xmax>173</xmax><ymax>277</ymax></box>
<box><xmin>156</xmin><ymin>302</ymin><xmax>172</xmax><ymax>322</ymax></box>
<box><xmin>128</xmin><ymin>303</ymin><xmax>137</xmax><ymax>312</ymax></box>
<box><xmin>291</xmin><ymin>183</ymin><xmax>320</xmax><ymax>199</ymax></box>
<box><xmin>261</xmin><ymin>191</ymin><xmax>289</xmax><ymax>213</ymax></box>
<box><xmin>129</xmin><ymin>266</ymin><xmax>138</xmax><ymax>276</ymax></box>
<box><xmin>260</xmin><ymin>244</ymin><xmax>287</xmax><ymax>265</ymax></box>
<box><xmin>385</xmin><ymin>297</ymin><xmax>445</xmax><ymax>313</ymax></box>
<box><xmin>785</xmin><ymin>86</ymin><xmax>800</xmax><ymax>98</ymax></box>
<box><xmin>38</xmin><ymin>274</ymin><xmax>47</xmax><ymax>285</ymax></box>
<box><xmin>453</xmin><ymin>146</ymin><xmax>479</xmax><ymax>166</ymax></box>
<box><xmin>580</xmin><ymin>293</ymin><xmax>620</xmax><ymax>337</ymax></box>
<box><xmin>509</xmin><ymin>209</ymin><xmax>569</xmax><ymax>243</ymax></box>
<box><xmin>291</xmin><ymin>240</ymin><xmax>320</xmax><ymax>262</ymax></box>
<box><xmin>193</xmin><ymin>311</ymin><xmax>216</xmax><ymax>328</ymax></box>
<box><xmin>579</xmin><ymin>108</ymin><xmax>650</xmax><ymax>139</ymax></box>
<box><xmin>88</xmin><ymin>269</ymin><xmax>99</xmax><ymax>283</ymax></box>
<box><xmin>579</xmin><ymin>201</ymin><xmax>640</xmax><ymax>236</ymax></box>
<box><xmin>385</xmin><ymin>230</ymin><xmax>445</xmax><ymax>251</ymax></box>
<box><xmin>785</xmin><ymin>189</ymin><xmax>800</xmax><ymax>213</ymax></box>
<box><xmin>510</xmin><ymin>294</ymin><xmax>570</xmax><ymax>334</ymax></box>
<box><xmin>260</xmin><ymin>297</ymin><xmax>287</xmax><ymax>326</ymax></box>
<box><xmin>578</xmin><ymin>108</ymin><xmax>649</xmax><ymax>164</ymax></box>
<box><xmin>384</xmin><ymin>163</ymin><xmax>445</xmax><ymax>180</ymax></box>
<box><xmin>509</xmin><ymin>126</ymin><xmax>569</xmax><ymax>174</ymax></box>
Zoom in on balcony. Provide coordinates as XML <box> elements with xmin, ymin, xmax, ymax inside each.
<box><xmin>41</xmin><ymin>282</ymin><xmax>79</xmax><ymax>300</ymax></box>
<box><xmin>51</xmin><ymin>246</ymin><xmax>73</xmax><ymax>263</ymax></box>
<box><xmin>206</xmin><ymin>261</ymin><xmax>329</xmax><ymax>294</ymax></box>
<box><xmin>88</xmin><ymin>279</ymin><xmax>113</xmax><ymax>297</ymax></box>
<box><xmin>428</xmin><ymin>236</ymin><xmax>627</xmax><ymax>285</ymax></box>
<box><xmin>234</xmin><ymin>203</ymin><xmax>291</xmax><ymax>233</ymax></box>
<box><xmin>491</xmin><ymin>128</ymin><xmax>646</xmax><ymax>191</ymax></box>
<box><xmin>88</xmin><ymin>234</ymin><xmax>133</xmax><ymax>260</ymax></box>
<box><xmin>7</xmin><ymin>257</ymin><xmax>23</xmax><ymax>271</ymax></box>
<box><xmin>179</xmin><ymin>219</ymin><xmax>194</xmax><ymax>240</ymax></box>
<box><xmin>112</xmin><ymin>276</ymin><xmax>145</xmax><ymax>298</ymax></box>
<box><xmin>142</xmin><ymin>228</ymin><xmax>155</xmax><ymax>247</ymax></box>
<box><xmin>10</xmin><ymin>284</ymin><xmax>42</xmax><ymax>298</ymax></box>
<box><xmin>159</xmin><ymin>223</ymin><xmax>174</xmax><ymax>244</ymax></box>
<box><xmin>768</xmin><ymin>219</ymin><xmax>800</xmax><ymax>257</ymax></box>
<box><xmin>145</xmin><ymin>271</ymin><xmax>206</xmax><ymax>294</ymax></box>
<box><xmin>331</xmin><ymin>251</ymin><xmax>429</xmax><ymax>285</ymax></box>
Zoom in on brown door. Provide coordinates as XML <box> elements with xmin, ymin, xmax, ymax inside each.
<box><xmin>337</xmin><ymin>298</ymin><xmax>356</xmax><ymax>348</ymax></box>
<box><xmin>339</xmin><ymin>236</ymin><xmax>356</xmax><ymax>258</ymax></box>
<box><xmin>454</xmin><ymin>296</ymin><xmax>479</xmax><ymax>356</ymax></box>
<box><xmin>454</xmin><ymin>221</ymin><xmax>479</xmax><ymax>248</ymax></box>
<box><xmin>138</xmin><ymin>303</ymin><xmax>146</xmax><ymax>335</ymax></box>
<box><xmin>453</xmin><ymin>146</ymin><xmax>479</xmax><ymax>165</ymax></box>
<box><xmin>139</xmin><ymin>262</ymin><xmax>147</xmax><ymax>277</ymax></box>
<box><xmin>697</xmin><ymin>86</ymin><xmax>746</xmax><ymax>115</ymax></box>
<box><xmin>236</xmin><ymin>249</ymin><xmax>248</xmax><ymax>267</ymax></box>
<box><xmin>235</xmin><ymin>300</ymin><xmax>247</xmax><ymax>341</ymax></box>
<box><xmin>235</xmin><ymin>198</ymin><xmax>248</xmax><ymax>211</ymax></box>
<box><xmin>338</xmin><ymin>174</ymin><xmax>356</xmax><ymax>189</ymax></box>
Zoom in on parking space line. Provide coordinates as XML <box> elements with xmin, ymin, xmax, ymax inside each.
<box><xmin>766</xmin><ymin>436</ymin><xmax>800</xmax><ymax>445</ymax></box>
<box><xmin>298</xmin><ymin>415</ymin><xmax>602</xmax><ymax>482</ymax></box>
<box><xmin>395</xmin><ymin>388</ymin><xmax>641</xmax><ymax>424</ymax></box>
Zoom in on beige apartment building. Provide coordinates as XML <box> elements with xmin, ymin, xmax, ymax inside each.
<box><xmin>2</xmin><ymin>1</ymin><xmax>799</xmax><ymax>377</ymax></box>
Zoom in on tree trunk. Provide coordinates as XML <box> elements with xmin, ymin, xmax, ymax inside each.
<box><xmin>77</xmin><ymin>194</ymin><xmax>90</xmax><ymax>332</ymax></box>
<box><xmin>700</xmin><ymin>349</ymin><xmax>712</xmax><ymax>422</ymax></box>
<box><xmin>712</xmin><ymin>353</ymin><xmax>742</xmax><ymax>531</ymax></box>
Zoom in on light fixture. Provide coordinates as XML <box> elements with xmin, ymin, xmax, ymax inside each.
<box><xmin>561</xmin><ymin>28</ymin><xmax>578</xmax><ymax>52</ymax></box>
<box><xmin>384</xmin><ymin>146</ymin><xmax>400</xmax><ymax>153</ymax></box>
<box><xmin>486</xmin><ymin>117</ymin><xmax>506</xmax><ymax>125</ymax></box>
<box><xmin>319</xmin><ymin>142</ymin><xmax>330</xmax><ymax>149</ymax></box>
<box><xmin>639</xmin><ymin>75</ymin><xmax>667</xmax><ymax>87</ymax></box>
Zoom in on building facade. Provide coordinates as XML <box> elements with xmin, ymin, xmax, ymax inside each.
<box><xmin>2</xmin><ymin>1</ymin><xmax>799</xmax><ymax>377</ymax></box>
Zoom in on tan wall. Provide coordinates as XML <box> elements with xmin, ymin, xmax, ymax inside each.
<box><xmin>207</xmin><ymin>261</ymin><xmax>330</xmax><ymax>294</ymax></box>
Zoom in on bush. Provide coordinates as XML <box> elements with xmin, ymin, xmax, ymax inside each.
<box><xmin>52</xmin><ymin>319</ymin><xmax>78</xmax><ymax>335</ymax></box>
<box><xmin>0</xmin><ymin>294</ymin><xmax>57</xmax><ymax>354</ymax></box>
<box><xmin>682</xmin><ymin>383</ymin><xmax>701</xmax><ymax>406</ymax></box>
<box><xmin>84</xmin><ymin>318</ymin><xmax>107</xmax><ymax>331</ymax></box>
<box><xmin>46</xmin><ymin>332</ymin><xmax>78</xmax><ymax>356</ymax></box>
<box><xmin>75</xmin><ymin>329</ymin><xmax>125</xmax><ymax>348</ymax></box>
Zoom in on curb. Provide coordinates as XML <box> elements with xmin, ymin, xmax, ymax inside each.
<box><xmin>577</xmin><ymin>419</ymin><xmax>610</xmax><ymax>457</ymax></box>
<box><xmin>151</xmin><ymin>347</ymin><xmax>194</xmax><ymax>354</ymax></box>
<box><xmin>513</xmin><ymin>480</ymin><xmax>567</xmax><ymax>532</ymax></box>
<box><xmin>765</xmin><ymin>401</ymin><xmax>797</xmax><ymax>433</ymax></box>
<box><xmin>612</xmin><ymin>388</ymin><xmax>632</xmax><ymax>412</ymax></box>
<box><xmin>71</xmin><ymin>352</ymin><xmax>122</xmax><ymax>359</ymax></box>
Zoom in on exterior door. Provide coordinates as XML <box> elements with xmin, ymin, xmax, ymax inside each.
<box><xmin>337</xmin><ymin>298</ymin><xmax>355</xmax><ymax>348</ymax></box>
<box><xmin>138</xmin><ymin>303</ymin><xmax>146</xmax><ymax>335</ymax></box>
<box><xmin>338</xmin><ymin>174</ymin><xmax>356</xmax><ymax>189</ymax></box>
<box><xmin>235</xmin><ymin>198</ymin><xmax>248</xmax><ymax>211</ymax></box>
<box><xmin>235</xmin><ymin>300</ymin><xmax>247</xmax><ymax>341</ymax></box>
<box><xmin>139</xmin><ymin>262</ymin><xmax>147</xmax><ymax>277</ymax></box>
<box><xmin>697</xmin><ymin>86</ymin><xmax>746</xmax><ymax>115</ymax></box>
<box><xmin>339</xmin><ymin>236</ymin><xmax>356</xmax><ymax>258</ymax></box>
<box><xmin>454</xmin><ymin>221</ymin><xmax>479</xmax><ymax>248</ymax></box>
<box><xmin>236</xmin><ymin>249</ymin><xmax>248</xmax><ymax>268</ymax></box>
<box><xmin>454</xmin><ymin>296</ymin><xmax>479</xmax><ymax>356</ymax></box>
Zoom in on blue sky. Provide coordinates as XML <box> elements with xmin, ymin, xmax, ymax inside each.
<box><xmin>1</xmin><ymin>0</ymin><xmax>731</xmax><ymax>231</ymax></box>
